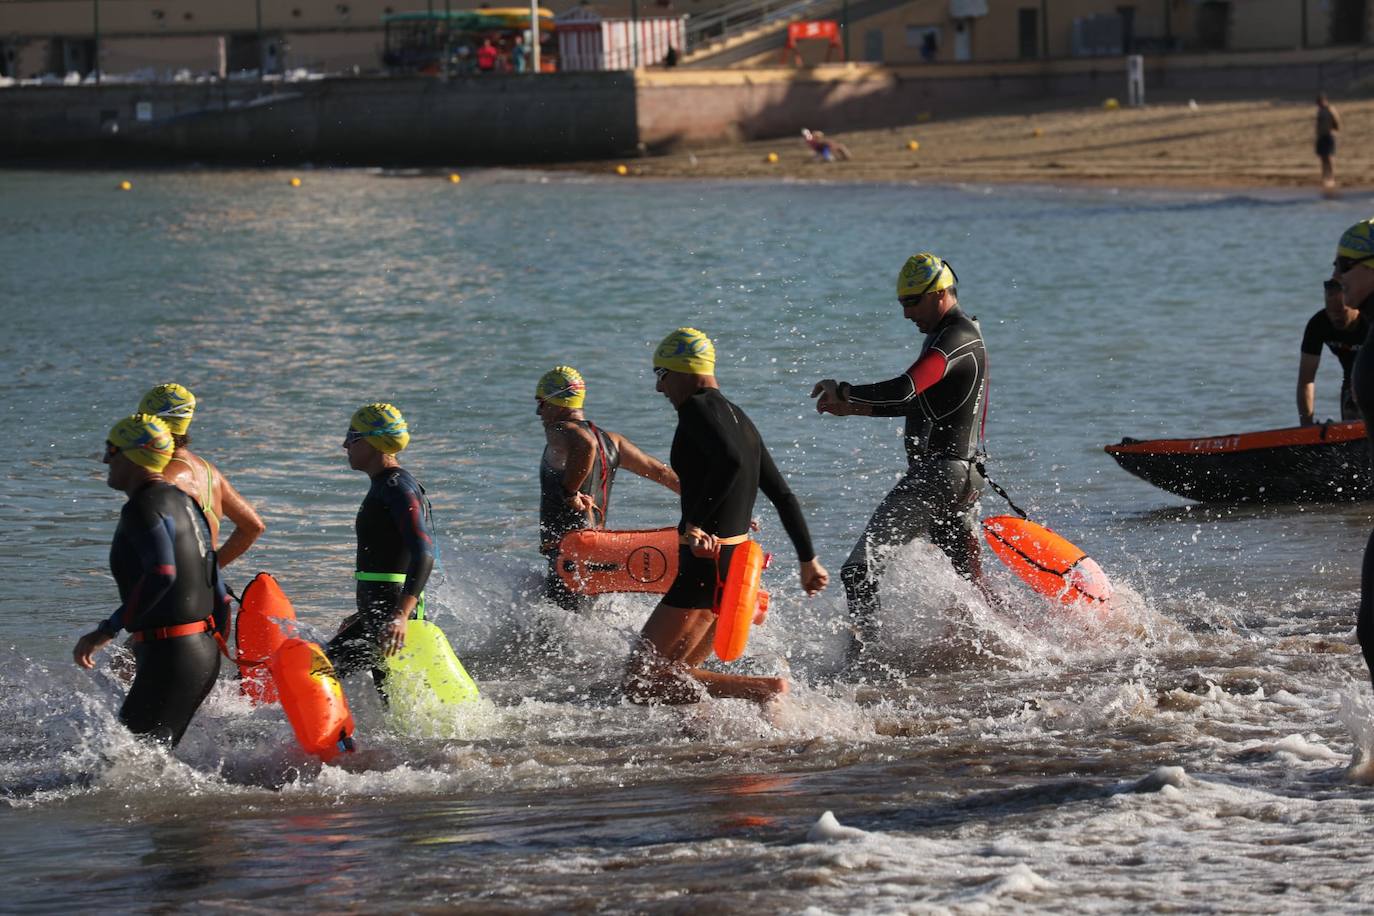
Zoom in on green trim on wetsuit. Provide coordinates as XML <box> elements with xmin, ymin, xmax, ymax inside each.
<box><xmin>353</xmin><ymin>570</ymin><xmax>426</xmax><ymax>620</ymax></box>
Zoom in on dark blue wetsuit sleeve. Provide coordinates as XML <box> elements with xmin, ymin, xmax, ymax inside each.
<box><xmin>679</xmin><ymin>398</ymin><xmax>746</xmax><ymax>532</ymax></box>
<box><xmin>382</xmin><ymin>476</ymin><xmax>435</xmax><ymax>597</ymax></box>
<box><xmin>757</xmin><ymin>442</ymin><xmax>816</xmax><ymax>562</ymax></box>
<box><xmin>102</xmin><ymin>508</ymin><xmax>179</xmax><ymax>635</ymax></box>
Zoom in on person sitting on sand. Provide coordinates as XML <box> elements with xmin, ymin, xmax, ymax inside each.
<box><xmin>622</xmin><ymin>328</ymin><xmax>828</xmax><ymax>705</ymax></box>
<box><xmin>801</xmin><ymin>128</ymin><xmax>852</xmax><ymax>163</ymax></box>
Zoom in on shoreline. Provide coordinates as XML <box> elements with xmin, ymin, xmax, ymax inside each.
<box><xmin>553</xmin><ymin>96</ymin><xmax>1374</xmax><ymax>193</ymax></box>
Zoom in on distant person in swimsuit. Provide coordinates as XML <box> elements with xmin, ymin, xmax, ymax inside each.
<box><xmin>801</xmin><ymin>127</ymin><xmax>852</xmax><ymax>163</ymax></box>
<box><xmin>73</xmin><ymin>414</ymin><xmax>231</xmax><ymax>747</ymax></box>
<box><xmin>1297</xmin><ymin>279</ymin><xmax>1367</xmax><ymax>425</ymax></box>
<box><xmin>1333</xmin><ymin>218</ymin><xmax>1374</xmax><ymax>704</ymax></box>
<box><xmin>138</xmin><ymin>383</ymin><xmax>265</xmax><ymax>568</ymax></box>
<box><xmin>623</xmin><ymin>328</ymin><xmax>828</xmax><ymax>705</ymax></box>
<box><xmin>1316</xmin><ymin>94</ymin><xmax>1342</xmax><ymax>188</ymax></box>
<box><xmin>327</xmin><ymin>403</ymin><xmax>435</xmax><ymax>696</ymax></box>
<box><xmin>811</xmin><ymin>253</ymin><xmax>988</xmax><ymax>668</ymax></box>
<box><xmin>536</xmin><ymin>366</ymin><xmax>680</xmax><ymax>612</ymax></box>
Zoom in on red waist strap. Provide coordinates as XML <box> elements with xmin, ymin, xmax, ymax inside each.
<box><xmin>132</xmin><ymin>617</ymin><xmax>212</xmax><ymax>643</ymax></box>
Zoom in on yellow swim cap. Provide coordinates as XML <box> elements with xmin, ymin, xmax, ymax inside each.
<box><xmin>897</xmin><ymin>253</ymin><xmax>957</xmax><ymax>300</ymax></box>
<box><xmin>108</xmin><ymin>414</ymin><xmax>175</xmax><ymax>472</ymax></box>
<box><xmin>349</xmin><ymin>403</ymin><xmax>410</xmax><ymax>454</ymax></box>
<box><xmin>1338</xmin><ymin>218</ymin><xmax>1374</xmax><ymax>261</ymax></box>
<box><xmin>653</xmin><ymin>327</ymin><xmax>715</xmax><ymax>374</ymax></box>
<box><xmin>138</xmin><ymin>383</ymin><xmax>196</xmax><ymax>436</ymax></box>
<box><xmin>536</xmin><ymin>366</ymin><xmax>586</xmax><ymax>408</ymax></box>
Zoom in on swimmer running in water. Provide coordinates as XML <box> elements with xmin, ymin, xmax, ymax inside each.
<box><xmin>1333</xmin><ymin>219</ymin><xmax>1374</xmax><ymax>701</ymax></box>
<box><xmin>138</xmin><ymin>383</ymin><xmax>265</xmax><ymax>568</ymax></box>
<box><xmin>623</xmin><ymin>328</ymin><xmax>829</xmax><ymax>705</ymax></box>
<box><xmin>73</xmin><ymin>414</ymin><xmax>231</xmax><ymax>747</ymax></box>
<box><xmin>812</xmin><ymin>253</ymin><xmax>989</xmax><ymax>668</ymax></box>
<box><xmin>327</xmin><ymin>403</ymin><xmax>435</xmax><ymax>695</ymax></box>
<box><xmin>536</xmin><ymin>365</ymin><xmax>680</xmax><ymax>611</ymax></box>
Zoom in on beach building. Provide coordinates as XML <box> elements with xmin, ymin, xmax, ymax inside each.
<box><xmin>1</xmin><ymin>0</ymin><xmax>1369</xmax><ymax>80</ymax></box>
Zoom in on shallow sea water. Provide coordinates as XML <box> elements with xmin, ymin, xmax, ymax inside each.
<box><xmin>3</xmin><ymin>169</ymin><xmax>1374</xmax><ymax>912</ymax></box>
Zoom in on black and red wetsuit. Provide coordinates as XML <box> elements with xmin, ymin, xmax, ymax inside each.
<box><xmin>663</xmin><ymin>387</ymin><xmax>816</xmax><ymax>608</ymax></box>
<box><xmin>838</xmin><ymin>305</ymin><xmax>988</xmax><ymax>658</ymax></box>
<box><xmin>327</xmin><ymin>466</ymin><xmax>435</xmax><ymax>687</ymax></box>
<box><xmin>99</xmin><ymin>480</ymin><xmax>230</xmax><ymax>746</ymax></box>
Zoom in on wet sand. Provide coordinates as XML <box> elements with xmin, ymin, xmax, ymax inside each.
<box><xmin>572</xmin><ymin>96</ymin><xmax>1374</xmax><ymax>190</ymax></box>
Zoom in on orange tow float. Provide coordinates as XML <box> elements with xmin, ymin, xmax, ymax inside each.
<box><xmin>982</xmin><ymin>515</ymin><xmax>1113</xmax><ymax>607</ymax></box>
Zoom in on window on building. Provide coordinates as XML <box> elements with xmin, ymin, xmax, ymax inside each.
<box><xmin>1331</xmin><ymin>0</ymin><xmax>1368</xmax><ymax>45</ymax></box>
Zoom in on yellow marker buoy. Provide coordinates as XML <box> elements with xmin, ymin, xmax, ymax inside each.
<box><xmin>118</xmin><ymin>180</ymin><xmax>132</xmax><ymax>191</ymax></box>
<box><xmin>1031</xmin><ymin>127</ymin><xmax>1043</xmax><ymax>138</ymax></box>
<box><xmin>448</xmin><ymin>173</ymin><xmax>461</xmax><ymax>184</ymax></box>
<box><xmin>907</xmin><ymin>140</ymin><xmax>920</xmax><ymax>152</ymax></box>
<box><xmin>615</xmin><ymin>164</ymin><xmax>629</xmax><ymax>176</ymax></box>
<box><xmin>766</xmin><ymin>152</ymin><xmax>779</xmax><ymax>164</ymax></box>
<box><xmin>1103</xmin><ymin>98</ymin><xmax>1120</xmax><ymax>110</ymax></box>
<box><xmin>289</xmin><ymin>177</ymin><xmax>302</xmax><ymax>187</ymax></box>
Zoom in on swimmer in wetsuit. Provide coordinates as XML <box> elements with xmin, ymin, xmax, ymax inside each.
<box><xmin>623</xmin><ymin>328</ymin><xmax>829</xmax><ymax>705</ymax></box>
<box><xmin>1332</xmin><ymin>220</ymin><xmax>1374</xmax><ymax>699</ymax></box>
<box><xmin>138</xmin><ymin>383</ymin><xmax>265</xmax><ymax>568</ymax></box>
<box><xmin>536</xmin><ymin>365</ymin><xmax>680</xmax><ymax>611</ymax></box>
<box><xmin>327</xmin><ymin>402</ymin><xmax>435</xmax><ymax>694</ymax></box>
<box><xmin>73</xmin><ymin>414</ymin><xmax>230</xmax><ymax>747</ymax></box>
<box><xmin>1297</xmin><ymin>280</ymin><xmax>1367</xmax><ymax>425</ymax></box>
<box><xmin>812</xmin><ymin>253</ymin><xmax>988</xmax><ymax>666</ymax></box>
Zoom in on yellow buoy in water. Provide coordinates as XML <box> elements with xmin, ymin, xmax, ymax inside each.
<box><xmin>118</xmin><ymin>180</ymin><xmax>132</xmax><ymax>191</ymax></box>
<box><xmin>289</xmin><ymin>177</ymin><xmax>302</xmax><ymax>187</ymax></box>
<box><xmin>766</xmin><ymin>152</ymin><xmax>779</xmax><ymax>164</ymax></box>
<box><xmin>1103</xmin><ymin>98</ymin><xmax>1120</xmax><ymax>110</ymax></box>
<box><xmin>907</xmin><ymin>140</ymin><xmax>920</xmax><ymax>152</ymax></box>
<box><xmin>448</xmin><ymin>173</ymin><xmax>461</xmax><ymax>184</ymax></box>
<box><xmin>1032</xmin><ymin>127</ymin><xmax>1044</xmax><ymax>138</ymax></box>
<box><xmin>615</xmin><ymin>164</ymin><xmax>629</xmax><ymax>176</ymax></box>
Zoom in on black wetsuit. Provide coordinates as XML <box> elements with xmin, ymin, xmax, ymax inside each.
<box><xmin>539</xmin><ymin>421</ymin><xmax>620</xmax><ymax>611</ymax></box>
<box><xmin>1302</xmin><ymin>310</ymin><xmax>1367</xmax><ymax>421</ymax></box>
<box><xmin>99</xmin><ymin>480</ymin><xmax>229</xmax><ymax>746</ymax></box>
<box><xmin>839</xmin><ymin>306</ymin><xmax>988</xmax><ymax>656</ymax></box>
<box><xmin>327</xmin><ymin>467</ymin><xmax>435</xmax><ymax>689</ymax></box>
<box><xmin>1348</xmin><ymin>302</ymin><xmax>1374</xmax><ymax>692</ymax></box>
<box><xmin>663</xmin><ymin>387</ymin><xmax>815</xmax><ymax>608</ymax></box>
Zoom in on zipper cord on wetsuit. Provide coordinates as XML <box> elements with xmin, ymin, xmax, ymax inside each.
<box><xmin>971</xmin><ymin>333</ymin><xmax>1028</xmax><ymax>520</ymax></box>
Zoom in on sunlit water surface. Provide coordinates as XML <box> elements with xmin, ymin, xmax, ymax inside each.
<box><xmin>3</xmin><ymin>169</ymin><xmax>1374</xmax><ymax>912</ymax></box>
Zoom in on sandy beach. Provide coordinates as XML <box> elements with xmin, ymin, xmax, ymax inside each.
<box><xmin>575</xmin><ymin>96</ymin><xmax>1374</xmax><ymax>190</ymax></box>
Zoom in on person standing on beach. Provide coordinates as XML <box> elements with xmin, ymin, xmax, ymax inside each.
<box><xmin>623</xmin><ymin>328</ymin><xmax>829</xmax><ymax>704</ymax></box>
<box><xmin>1297</xmin><ymin>279</ymin><xmax>1366</xmax><ymax>425</ymax></box>
<box><xmin>811</xmin><ymin>253</ymin><xmax>988</xmax><ymax>668</ymax></box>
<box><xmin>138</xmin><ymin>383</ymin><xmax>266</xmax><ymax>568</ymax></box>
<box><xmin>328</xmin><ymin>403</ymin><xmax>435</xmax><ymax>695</ymax></box>
<box><xmin>73</xmin><ymin>414</ymin><xmax>231</xmax><ymax>747</ymax></box>
<box><xmin>1334</xmin><ymin>219</ymin><xmax>1374</xmax><ymax>697</ymax></box>
<box><xmin>1316</xmin><ymin>94</ymin><xmax>1342</xmax><ymax>188</ymax></box>
<box><xmin>536</xmin><ymin>365</ymin><xmax>680</xmax><ymax>611</ymax></box>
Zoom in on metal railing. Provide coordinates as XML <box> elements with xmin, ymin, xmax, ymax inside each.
<box><xmin>685</xmin><ymin>0</ymin><xmax>834</xmax><ymax>53</ymax></box>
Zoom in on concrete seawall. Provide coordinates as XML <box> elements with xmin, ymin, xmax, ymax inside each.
<box><xmin>0</xmin><ymin>51</ymin><xmax>1343</xmax><ymax>166</ymax></box>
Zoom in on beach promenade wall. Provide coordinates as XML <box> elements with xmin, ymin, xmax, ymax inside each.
<box><xmin>0</xmin><ymin>49</ymin><xmax>1347</xmax><ymax>164</ymax></box>
<box><xmin>637</xmin><ymin>49</ymin><xmax>1348</xmax><ymax>146</ymax></box>
<box><xmin>0</xmin><ymin>74</ymin><xmax>638</xmax><ymax>165</ymax></box>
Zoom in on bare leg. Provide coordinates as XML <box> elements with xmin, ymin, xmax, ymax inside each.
<box><xmin>623</xmin><ymin>602</ymin><xmax>787</xmax><ymax>704</ymax></box>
